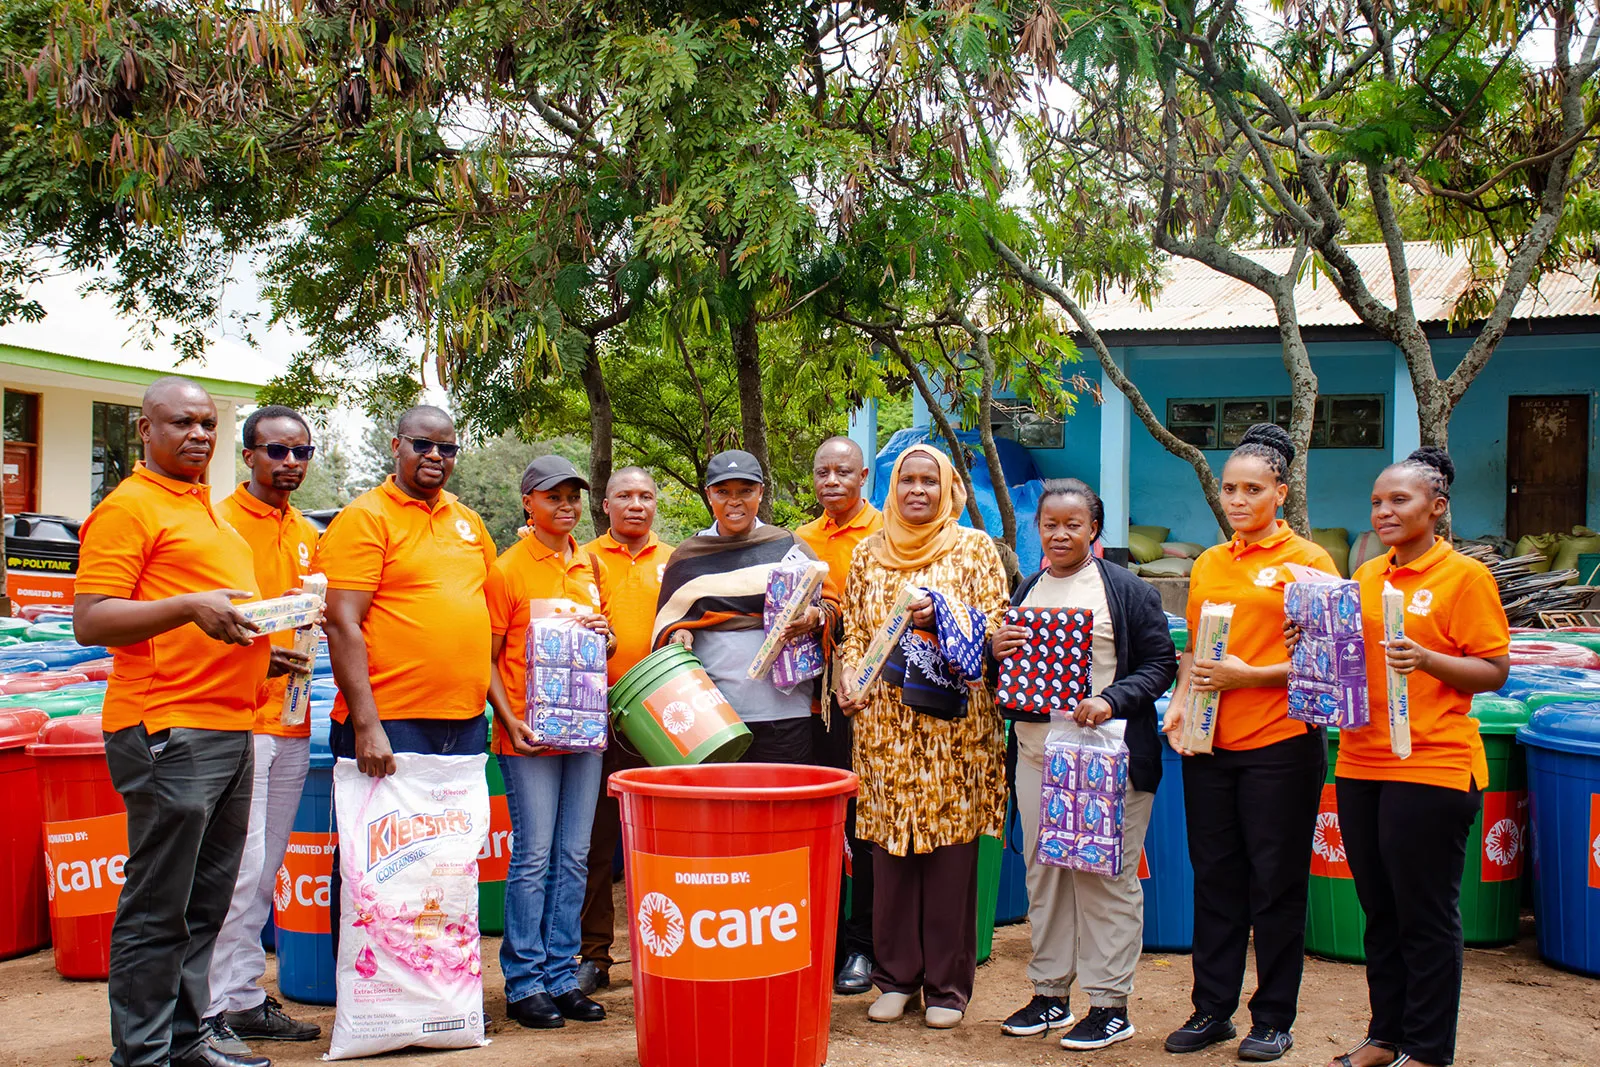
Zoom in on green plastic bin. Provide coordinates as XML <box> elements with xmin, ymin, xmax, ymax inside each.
<box><xmin>976</xmin><ymin>833</ymin><xmax>1002</xmax><ymax>964</ymax></box>
<box><xmin>480</xmin><ymin>706</ymin><xmax>510</xmax><ymax>937</ymax></box>
<box><xmin>1305</xmin><ymin>727</ymin><xmax>1366</xmax><ymax>961</ymax></box>
<box><xmin>0</xmin><ymin>689</ymin><xmax>102</xmax><ymax>716</ymax></box>
<box><xmin>1577</xmin><ymin>552</ymin><xmax>1600</xmax><ymax>586</ymax></box>
<box><xmin>1460</xmin><ymin>695</ymin><xmax>1532</xmax><ymax>946</ymax></box>
<box><xmin>21</xmin><ymin>621</ymin><xmax>75</xmax><ymax>642</ymax></box>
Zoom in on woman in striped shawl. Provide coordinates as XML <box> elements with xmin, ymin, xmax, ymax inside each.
<box><xmin>652</xmin><ymin>449</ymin><xmax>837</xmax><ymax>764</ymax></box>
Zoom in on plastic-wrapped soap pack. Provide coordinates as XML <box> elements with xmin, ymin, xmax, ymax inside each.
<box><xmin>748</xmin><ymin>559</ymin><xmax>827</xmax><ymax>691</ymax></box>
<box><xmin>1036</xmin><ymin>724</ymin><xmax>1130</xmax><ymax>877</ymax></box>
<box><xmin>1284</xmin><ymin>564</ymin><xmax>1370</xmax><ymax>729</ymax></box>
<box><xmin>526</xmin><ymin>617</ymin><xmax>609</xmax><ymax>751</ymax></box>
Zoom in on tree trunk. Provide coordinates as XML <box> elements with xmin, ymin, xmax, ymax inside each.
<box><xmin>1272</xmin><ymin>286</ymin><xmax>1318</xmax><ymax>538</ymax></box>
<box><xmin>900</xmin><ymin>347</ymin><xmax>986</xmax><ymax>532</ymax></box>
<box><xmin>730</xmin><ymin>312</ymin><xmax>773</xmax><ymax>522</ymax></box>
<box><xmin>1416</xmin><ymin>378</ymin><xmax>1454</xmax><ymax>538</ymax></box>
<box><xmin>956</xmin><ymin>312</ymin><xmax>1018</xmax><ymax>547</ymax></box>
<box><xmin>580</xmin><ymin>341</ymin><xmax>613</xmax><ymax>532</ymax></box>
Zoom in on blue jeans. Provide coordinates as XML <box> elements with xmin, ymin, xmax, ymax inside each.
<box><xmin>499</xmin><ymin>752</ymin><xmax>602</xmax><ymax>1003</ymax></box>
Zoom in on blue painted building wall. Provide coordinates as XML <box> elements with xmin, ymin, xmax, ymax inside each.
<box><xmin>909</xmin><ymin>332</ymin><xmax>1600</xmax><ymax>547</ymax></box>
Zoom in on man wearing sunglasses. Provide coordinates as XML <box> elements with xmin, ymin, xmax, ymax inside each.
<box><xmin>204</xmin><ymin>406</ymin><xmax>323</xmax><ymax>1057</ymax></box>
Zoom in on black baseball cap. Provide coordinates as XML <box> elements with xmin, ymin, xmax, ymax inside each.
<box><xmin>704</xmin><ymin>449</ymin><xmax>765</xmax><ymax>487</ymax></box>
<box><xmin>520</xmin><ymin>455</ymin><xmax>590</xmax><ymax>494</ymax></box>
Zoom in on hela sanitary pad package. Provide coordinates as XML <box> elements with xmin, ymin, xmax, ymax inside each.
<box><xmin>526</xmin><ymin>617</ymin><xmax>610</xmax><ymax>752</ymax></box>
<box><xmin>748</xmin><ymin>559</ymin><xmax>828</xmax><ymax>691</ymax></box>
<box><xmin>1284</xmin><ymin>563</ymin><xmax>1370</xmax><ymax>729</ymax></box>
<box><xmin>1036</xmin><ymin>724</ymin><xmax>1130</xmax><ymax>878</ymax></box>
<box><xmin>328</xmin><ymin>754</ymin><xmax>490</xmax><ymax>1059</ymax></box>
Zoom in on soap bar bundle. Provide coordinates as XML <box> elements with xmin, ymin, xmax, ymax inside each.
<box><xmin>845</xmin><ymin>584</ymin><xmax>920</xmax><ymax>700</ymax></box>
<box><xmin>239</xmin><ymin>593</ymin><xmax>324</xmax><ymax>636</ymax></box>
<box><xmin>1284</xmin><ymin>566</ymin><xmax>1370</xmax><ymax>729</ymax></box>
<box><xmin>525</xmin><ymin>618</ymin><xmax>609</xmax><ymax>751</ymax></box>
<box><xmin>748</xmin><ymin>560</ymin><xmax>828</xmax><ymax>691</ymax></box>
<box><xmin>1177</xmin><ymin>602</ymin><xmax>1234</xmax><ymax>754</ymax></box>
<box><xmin>996</xmin><ymin>607</ymin><xmax>1093</xmax><ymax>716</ymax></box>
<box><xmin>1036</xmin><ymin>726</ymin><xmax>1129</xmax><ymax>877</ymax></box>
<box><xmin>1382</xmin><ymin>582</ymin><xmax>1412</xmax><ymax>759</ymax></box>
<box><xmin>280</xmin><ymin>574</ymin><xmax>328</xmax><ymax>727</ymax></box>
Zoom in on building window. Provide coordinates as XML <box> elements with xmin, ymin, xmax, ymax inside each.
<box><xmin>91</xmin><ymin>402</ymin><xmax>142</xmax><ymax>507</ymax></box>
<box><xmin>992</xmin><ymin>400</ymin><xmax>1066</xmax><ymax>449</ymax></box>
<box><xmin>1167</xmin><ymin>394</ymin><xmax>1385</xmax><ymax>450</ymax></box>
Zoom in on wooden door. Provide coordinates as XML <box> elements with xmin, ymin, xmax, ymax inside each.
<box><xmin>1507</xmin><ymin>394</ymin><xmax>1590</xmax><ymax>539</ymax></box>
<box><xmin>2</xmin><ymin>442</ymin><xmax>35</xmax><ymax>514</ymax></box>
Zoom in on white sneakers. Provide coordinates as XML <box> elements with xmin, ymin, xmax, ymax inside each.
<box><xmin>867</xmin><ymin>992</ymin><xmax>963</xmax><ymax>1029</ymax></box>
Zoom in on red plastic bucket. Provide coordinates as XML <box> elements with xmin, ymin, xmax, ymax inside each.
<box><xmin>0</xmin><ymin>672</ymin><xmax>90</xmax><ymax>695</ymax></box>
<box><xmin>27</xmin><ymin>714</ymin><xmax>126</xmax><ymax>979</ymax></box>
<box><xmin>610</xmin><ymin>763</ymin><xmax>857</xmax><ymax>1067</ymax></box>
<box><xmin>0</xmin><ymin>708</ymin><xmax>50</xmax><ymax>959</ymax></box>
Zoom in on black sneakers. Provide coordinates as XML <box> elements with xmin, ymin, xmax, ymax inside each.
<box><xmin>1238</xmin><ymin>1024</ymin><xmax>1295</xmax><ymax>1061</ymax></box>
<box><xmin>1164</xmin><ymin>1011</ymin><xmax>1237</xmax><ymax>1053</ymax></box>
<box><xmin>1060</xmin><ymin>1006</ymin><xmax>1135</xmax><ymax>1050</ymax></box>
<box><xmin>1000</xmin><ymin>994</ymin><xmax>1074</xmax><ymax>1036</ymax></box>
<box><xmin>223</xmin><ymin>996</ymin><xmax>320</xmax><ymax>1042</ymax></box>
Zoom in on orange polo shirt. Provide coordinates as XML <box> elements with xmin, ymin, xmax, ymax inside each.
<box><xmin>797</xmin><ymin>502</ymin><xmax>883</xmax><ymax>593</ymax></box>
<box><xmin>1187</xmin><ymin>521</ymin><xmax>1338</xmax><ymax>751</ymax></box>
<box><xmin>316</xmin><ymin>477</ymin><xmax>495</xmax><ymax>723</ymax></box>
<box><xmin>217</xmin><ymin>484</ymin><xmax>321</xmax><ymax>737</ymax></box>
<box><xmin>75</xmin><ymin>463</ymin><xmax>269</xmax><ymax>734</ymax></box>
<box><xmin>487</xmin><ymin>533</ymin><xmax>602</xmax><ymax>756</ymax></box>
<box><xmin>583</xmin><ymin>531</ymin><xmax>671</xmax><ymax>684</ymax></box>
<box><xmin>1339</xmin><ymin>539</ymin><xmax>1510</xmax><ymax>791</ymax></box>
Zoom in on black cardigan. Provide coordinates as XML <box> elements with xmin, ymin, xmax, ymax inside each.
<box><xmin>1002</xmin><ymin>558</ymin><xmax>1178</xmax><ymax>794</ymax></box>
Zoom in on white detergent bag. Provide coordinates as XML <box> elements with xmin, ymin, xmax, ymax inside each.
<box><xmin>327</xmin><ymin>753</ymin><xmax>491</xmax><ymax>1060</ymax></box>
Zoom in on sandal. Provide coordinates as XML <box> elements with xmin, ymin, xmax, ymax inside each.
<box><xmin>1334</xmin><ymin>1039</ymin><xmax>1400</xmax><ymax>1067</ymax></box>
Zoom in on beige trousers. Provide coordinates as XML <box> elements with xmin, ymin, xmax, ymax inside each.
<box><xmin>1015</xmin><ymin>721</ymin><xmax>1155</xmax><ymax>1006</ymax></box>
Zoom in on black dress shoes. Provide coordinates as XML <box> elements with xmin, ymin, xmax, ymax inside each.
<box><xmin>552</xmin><ymin>989</ymin><xmax>607</xmax><ymax>1022</ymax></box>
<box><xmin>833</xmin><ymin>951</ymin><xmax>875</xmax><ymax>996</ymax></box>
<box><xmin>173</xmin><ymin>1041</ymin><xmax>270</xmax><ymax>1067</ymax></box>
<box><xmin>507</xmin><ymin>992</ymin><xmax>565</xmax><ymax>1029</ymax></box>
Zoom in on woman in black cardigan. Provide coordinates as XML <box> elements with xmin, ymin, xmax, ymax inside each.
<box><xmin>992</xmin><ymin>479</ymin><xmax>1177</xmax><ymax>1051</ymax></box>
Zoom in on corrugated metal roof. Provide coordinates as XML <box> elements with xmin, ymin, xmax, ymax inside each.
<box><xmin>1077</xmin><ymin>242</ymin><xmax>1600</xmax><ymax>333</ymax></box>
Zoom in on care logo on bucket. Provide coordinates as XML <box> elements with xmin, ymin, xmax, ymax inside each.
<box><xmin>631</xmin><ymin>848</ymin><xmax>811</xmax><ymax>981</ymax></box>
<box><xmin>275</xmin><ymin>831</ymin><xmax>338</xmax><ymax>934</ymax></box>
<box><xmin>42</xmin><ymin>813</ymin><xmax>129</xmax><ymax>919</ymax></box>
<box><xmin>477</xmin><ymin>794</ymin><xmax>513</xmax><ymax>884</ymax></box>
<box><xmin>1589</xmin><ymin>794</ymin><xmax>1600</xmax><ymax>891</ymax></box>
<box><xmin>1309</xmin><ymin>784</ymin><xmax>1349</xmax><ymax>879</ymax></box>
<box><xmin>641</xmin><ymin>673</ymin><xmax>740</xmax><ymax>756</ymax></box>
<box><xmin>1481</xmin><ymin>791</ymin><xmax>1526</xmax><ymax>882</ymax></box>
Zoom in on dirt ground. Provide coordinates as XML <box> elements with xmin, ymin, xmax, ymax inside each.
<box><xmin>2</xmin><ymin>900</ymin><xmax>1595</xmax><ymax>1067</ymax></box>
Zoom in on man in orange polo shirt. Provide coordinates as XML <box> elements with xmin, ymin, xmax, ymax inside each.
<box><xmin>206</xmin><ymin>406</ymin><xmax>322</xmax><ymax>1051</ymax></box>
<box><xmin>796</xmin><ymin>436</ymin><xmax>884</xmax><ymax>996</ymax></box>
<box><xmin>75</xmin><ymin>377</ymin><xmax>275</xmax><ymax>1067</ymax></box>
<box><xmin>575</xmin><ymin>466</ymin><xmax>671</xmax><ymax>994</ymax></box>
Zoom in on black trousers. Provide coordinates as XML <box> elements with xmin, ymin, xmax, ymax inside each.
<box><xmin>813</xmin><ymin>710</ymin><xmax>874</xmax><ymax>960</ymax></box>
<box><xmin>104</xmin><ymin>726</ymin><xmax>253</xmax><ymax>1067</ymax></box>
<box><xmin>742</xmin><ymin>715</ymin><xmax>815</xmax><ymax>764</ymax></box>
<box><xmin>1183</xmin><ymin>729</ymin><xmax>1324</xmax><ymax>1030</ymax></box>
<box><xmin>1336</xmin><ymin>776</ymin><xmax>1480</xmax><ymax>1066</ymax></box>
<box><xmin>871</xmin><ymin>839</ymin><xmax>980</xmax><ymax>1011</ymax></box>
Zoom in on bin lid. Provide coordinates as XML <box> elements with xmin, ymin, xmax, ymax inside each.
<box><xmin>26</xmin><ymin>713</ymin><xmax>105</xmax><ymax>757</ymax></box>
<box><xmin>1470</xmin><ymin>695</ymin><xmax>1532</xmax><ymax>735</ymax></box>
<box><xmin>0</xmin><ymin>707</ymin><xmax>48</xmax><ymax>751</ymax></box>
<box><xmin>1517</xmin><ymin>704</ymin><xmax>1600</xmax><ymax>756</ymax></box>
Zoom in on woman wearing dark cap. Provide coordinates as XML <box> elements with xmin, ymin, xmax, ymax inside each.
<box><xmin>1321</xmin><ymin>448</ymin><xmax>1509</xmax><ymax>1067</ymax></box>
<box><xmin>486</xmin><ymin>456</ymin><xmax>615</xmax><ymax>1030</ymax></box>
<box><xmin>1161</xmin><ymin>424</ymin><xmax>1337</xmax><ymax>1062</ymax></box>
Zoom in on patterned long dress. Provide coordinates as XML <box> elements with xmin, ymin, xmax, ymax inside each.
<box><xmin>840</xmin><ymin>527</ymin><xmax>1010</xmax><ymax>857</ymax></box>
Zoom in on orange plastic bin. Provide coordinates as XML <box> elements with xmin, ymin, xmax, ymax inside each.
<box><xmin>610</xmin><ymin>763</ymin><xmax>857</xmax><ymax>1067</ymax></box>
<box><xmin>28</xmin><ymin>714</ymin><xmax>127</xmax><ymax>979</ymax></box>
<box><xmin>0</xmin><ymin>708</ymin><xmax>50</xmax><ymax>959</ymax></box>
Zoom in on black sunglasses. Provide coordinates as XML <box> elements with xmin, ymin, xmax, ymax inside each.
<box><xmin>258</xmin><ymin>444</ymin><xmax>316</xmax><ymax>461</ymax></box>
<box><xmin>398</xmin><ymin>434</ymin><xmax>461</xmax><ymax>459</ymax></box>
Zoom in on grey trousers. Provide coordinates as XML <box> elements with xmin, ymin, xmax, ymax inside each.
<box><xmin>1015</xmin><ymin>721</ymin><xmax>1154</xmax><ymax>1007</ymax></box>
<box><xmin>104</xmin><ymin>725</ymin><xmax>253</xmax><ymax>1067</ymax></box>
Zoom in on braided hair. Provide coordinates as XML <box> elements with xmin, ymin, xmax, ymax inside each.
<box><xmin>1229</xmin><ymin>423</ymin><xmax>1294</xmax><ymax>483</ymax></box>
<box><xmin>1391</xmin><ymin>445</ymin><xmax>1454</xmax><ymax>499</ymax></box>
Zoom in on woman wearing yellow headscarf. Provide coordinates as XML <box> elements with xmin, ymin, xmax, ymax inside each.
<box><xmin>836</xmin><ymin>444</ymin><xmax>1010</xmax><ymax>1030</ymax></box>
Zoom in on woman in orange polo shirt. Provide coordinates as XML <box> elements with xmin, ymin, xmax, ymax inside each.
<box><xmin>1161</xmin><ymin>424</ymin><xmax>1335</xmax><ymax>1062</ymax></box>
<box><xmin>486</xmin><ymin>456</ymin><xmax>615</xmax><ymax>1032</ymax></box>
<box><xmin>1327</xmin><ymin>448</ymin><xmax>1509</xmax><ymax>1067</ymax></box>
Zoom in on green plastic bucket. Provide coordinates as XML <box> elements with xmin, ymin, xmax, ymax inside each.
<box><xmin>1526</xmin><ymin>691</ymin><xmax>1600</xmax><ymax>712</ymax></box>
<box><xmin>0</xmin><ymin>618</ymin><xmax>31</xmax><ymax>638</ymax></box>
<box><xmin>976</xmin><ymin>833</ymin><xmax>1002</xmax><ymax>964</ymax></box>
<box><xmin>0</xmin><ymin>690</ymin><xmax>101</xmax><ymax>716</ymax></box>
<box><xmin>1305</xmin><ymin>727</ymin><xmax>1366</xmax><ymax>961</ymax></box>
<box><xmin>1461</xmin><ymin>695</ymin><xmax>1532</xmax><ymax>947</ymax></box>
<box><xmin>609</xmin><ymin>645</ymin><xmax>752</xmax><ymax>766</ymax></box>
<box><xmin>22</xmin><ymin>622</ymin><xmax>75</xmax><ymax>642</ymax></box>
<box><xmin>479</xmin><ymin>713</ymin><xmax>510</xmax><ymax>937</ymax></box>
<box><xmin>1577</xmin><ymin>552</ymin><xmax>1600</xmax><ymax>585</ymax></box>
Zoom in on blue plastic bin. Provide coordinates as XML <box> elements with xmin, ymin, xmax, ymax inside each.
<box><xmin>273</xmin><ymin>706</ymin><xmax>337</xmax><ymax>1004</ymax></box>
<box><xmin>995</xmin><ymin>796</ymin><xmax>1028</xmax><ymax>925</ymax></box>
<box><xmin>0</xmin><ymin>641</ymin><xmax>108</xmax><ymax>671</ymax></box>
<box><xmin>1497</xmin><ymin>664</ymin><xmax>1600</xmax><ymax>702</ymax></box>
<box><xmin>1518</xmin><ymin>704</ymin><xmax>1600</xmax><ymax>977</ymax></box>
<box><xmin>1142</xmin><ymin>705</ymin><xmax>1193</xmax><ymax>952</ymax></box>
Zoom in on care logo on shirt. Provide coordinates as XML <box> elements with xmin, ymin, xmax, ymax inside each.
<box><xmin>297</xmin><ymin>541</ymin><xmax>311</xmax><ymax>568</ymax></box>
<box><xmin>1407</xmin><ymin>588</ymin><xmax>1434</xmax><ymax>617</ymax></box>
<box><xmin>1253</xmin><ymin>566</ymin><xmax>1282</xmax><ymax>588</ymax></box>
<box><xmin>455</xmin><ymin>518</ymin><xmax>477</xmax><ymax>543</ymax></box>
